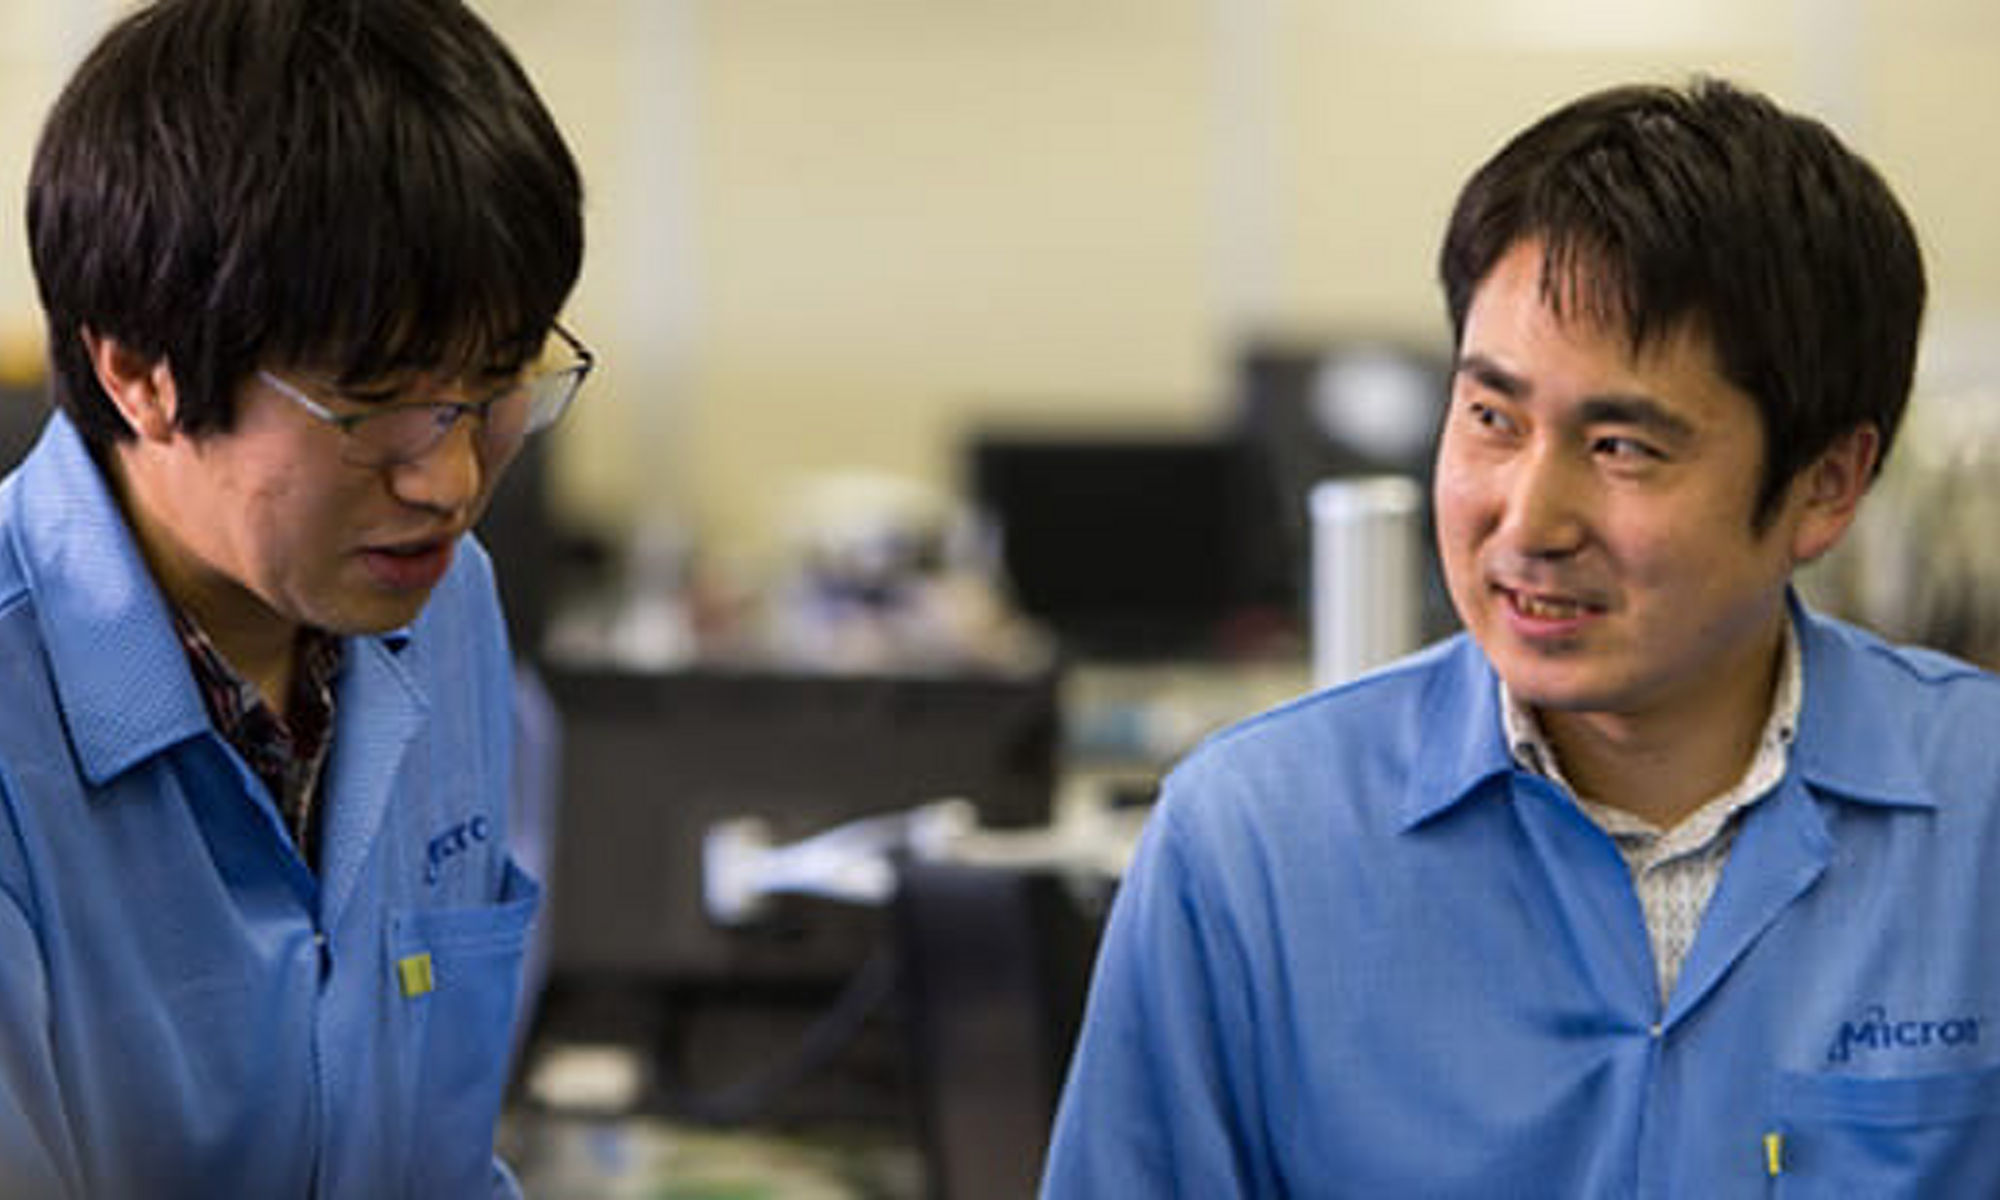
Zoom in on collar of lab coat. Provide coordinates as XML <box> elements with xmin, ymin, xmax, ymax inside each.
<box><xmin>1398</xmin><ymin>590</ymin><xmax>1940</xmax><ymax>833</ymax></box>
<box><xmin>6</xmin><ymin>413</ymin><xmax>415</xmax><ymax>790</ymax></box>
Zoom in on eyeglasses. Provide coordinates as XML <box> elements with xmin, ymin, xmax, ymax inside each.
<box><xmin>258</xmin><ymin>322</ymin><xmax>595</xmax><ymax>468</ymax></box>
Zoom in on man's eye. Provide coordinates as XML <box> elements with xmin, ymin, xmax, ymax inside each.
<box><xmin>1594</xmin><ymin>436</ymin><xmax>1663</xmax><ymax>461</ymax></box>
<box><xmin>1466</xmin><ymin>401</ymin><xmax>1517</xmax><ymax>434</ymax></box>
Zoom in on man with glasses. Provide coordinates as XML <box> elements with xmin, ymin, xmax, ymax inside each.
<box><xmin>0</xmin><ymin>1</ymin><xmax>586</xmax><ymax>1196</ymax></box>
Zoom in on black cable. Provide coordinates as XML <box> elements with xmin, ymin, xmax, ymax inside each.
<box><xmin>657</xmin><ymin>943</ymin><xmax>903</xmax><ymax>1126</ymax></box>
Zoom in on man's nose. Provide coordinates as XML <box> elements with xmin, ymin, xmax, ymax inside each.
<box><xmin>389</xmin><ymin>415</ymin><xmax>484</xmax><ymax>517</ymax></box>
<box><xmin>1501</xmin><ymin>446</ymin><xmax>1588</xmax><ymax>558</ymax></box>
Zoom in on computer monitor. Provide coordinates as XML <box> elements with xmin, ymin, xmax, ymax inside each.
<box><xmin>967</xmin><ymin>430</ymin><xmax>1263</xmax><ymax>661</ymax></box>
<box><xmin>1235</xmin><ymin>339</ymin><xmax>1457</xmax><ymax>641</ymax></box>
<box><xmin>529</xmin><ymin>665</ymin><xmax>1061</xmax><ymax>1123</ymax></box>
<box><xmin>0</xmin><ymin>386</ymin><xmax>50</xmax><ymax>475</ymax></box>
<box><xmin>474</xmin><ymin>434</ymin><xmax>561</xmax><ymax>660</ymax></box>
<box><xmin>542</xmin><ymin>666</ymin><xmax>1060</xmax><ymax>986</ymax></box>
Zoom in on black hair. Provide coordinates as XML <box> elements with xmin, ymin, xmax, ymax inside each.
<box><xmin>1438</xmin><ymin>78</ymin><xmax>1925</xmax><ymax>527</ymax></box>
<box><xmin>28</xmin><ymin>0</ymin><xmax>585</xmax><ymax>445</ymax></box>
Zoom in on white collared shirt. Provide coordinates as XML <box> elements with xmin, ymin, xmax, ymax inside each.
<box><xmin>1500</xmin><ymin>618</ymin><xmax>1802</xmax><ymax>1001</ymax></box>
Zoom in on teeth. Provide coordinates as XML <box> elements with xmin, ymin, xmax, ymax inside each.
<box><xmin>1516</xmin><ymin>593</ymin><xmax>1584</xmax><ymax>619</ymax></box>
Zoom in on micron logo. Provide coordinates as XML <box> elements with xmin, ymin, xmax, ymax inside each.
<box><xmin>1826</xmin><ymin>1006</ymin><xmax>1982</xmax><ymax>1065</ymax></box>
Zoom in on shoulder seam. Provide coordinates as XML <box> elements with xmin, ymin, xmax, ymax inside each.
<box><xmin>1191</xmin><ymin>642</ymin><xmax>1452</xmax><ymax>756</ymax></box>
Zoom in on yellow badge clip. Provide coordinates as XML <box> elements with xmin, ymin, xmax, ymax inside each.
<box><xmin>397</xmin><ymin>952</ymin><xmax>435</xmax><ymax>998</ymax></box>
<box><xmin>1764</xmin><ymin>1131</ymin><xmax>1785</xmax><ymax>1177</ymax></box>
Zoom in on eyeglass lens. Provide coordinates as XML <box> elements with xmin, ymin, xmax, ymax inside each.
<box><xmin>346</xmin><ymin>367</ymin><xmax>579</xmax><ymax>466</ymax></box>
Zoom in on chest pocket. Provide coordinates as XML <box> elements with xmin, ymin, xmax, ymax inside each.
<box><xmin>1769</xmin><ymin>1063</ymin><xmax>2000</xmax><ymax>1198</ymax></box>
<box><xmin>386</xmin><ymin>857</ymin><xmax>540</xmax><ymax>1196</ymax></box>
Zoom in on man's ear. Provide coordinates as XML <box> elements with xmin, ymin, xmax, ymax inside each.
<box><xmin>80</xmin><ymin>329</ymin><xmax>178</xmax><ymax>442</ymax></box>
<box><xmin>1790</xmin><ymin>423</ymin><xmax>1880</xmax><ymax>565</ymax></box>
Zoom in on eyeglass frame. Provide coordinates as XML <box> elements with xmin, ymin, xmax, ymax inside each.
<box><xmin>255</xmin><ymin>322</ymin><xmax>595</xmax><ymax>467</ymax></box>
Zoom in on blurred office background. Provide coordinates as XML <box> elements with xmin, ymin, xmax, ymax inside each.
<box><xmin>8</xmin><ymin>2</ymin><xmax>2000</xmax><ymax>1196</ymax></box>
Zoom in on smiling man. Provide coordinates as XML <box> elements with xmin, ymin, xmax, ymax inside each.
<box><xmin>1042</xmin><ymin>80</ymin><xmax>2000</xmax><ymax>1196</ymax></box>
<box><xmin>0</xmin><ymin>1</ymin><xmax>586</xmax><ymax>1197</ymax></box>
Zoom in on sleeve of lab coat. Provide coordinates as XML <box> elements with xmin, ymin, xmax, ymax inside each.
<box><xmin>0</xmin><ymin>883</ymin><xmax>79</xmax><ymax>1200</ymax></box>
<box><xmin>1039</xmin><ymin>797</ymin><xmax>1279</xmax><ymax>1199</ymax></box>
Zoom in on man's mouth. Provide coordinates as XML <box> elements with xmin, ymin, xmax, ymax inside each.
<box><xmin>376</xmin><ymin>539</ymin><xmax>445</xmax><ymax>558</ymax></box>
<box><xmin>1499</xmin><ymin>584</ymin><xmax>1604</xmax><ymax>622</ymax></box>
<box><xmin>369</xmin><ymin>526</ymin><xmax>461</xmax><ymax>557</ymax></box>
<box><xmin>1514</xmin><ymin>592</ymin><xmax>1586</xmax><ymax>619</ymax></box>
<box><xmin>358</xmin><ymin>534</ymin><xmax>459</xmax><ymax>592</ymax></box>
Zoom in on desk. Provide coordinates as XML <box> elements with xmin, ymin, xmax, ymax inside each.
<box><xmin>1061</xmin><ymin>655</ymin><xmax>1313</xmax><ymax>773</ymax></box>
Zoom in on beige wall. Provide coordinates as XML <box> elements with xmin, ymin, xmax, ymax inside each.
<box><xmin>0</xmin><ymin>1</ymin><xmax>115</xmax><ymax>378</ymax></box>
<box><xmin>6</xmin><ymin>1</ymin><xmax>2000</xmax><ymax>567</ymax></box>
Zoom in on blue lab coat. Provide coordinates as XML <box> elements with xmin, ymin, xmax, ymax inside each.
<box><xmin>0</xmin><ymin>416</ymin><xmax>535</xmax><ymax>1198</ymax></box>
<box><xmin>1045</xmin><ymin>605</ymin><xmax>2000</xmax><ymax>1197</ymax></box>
